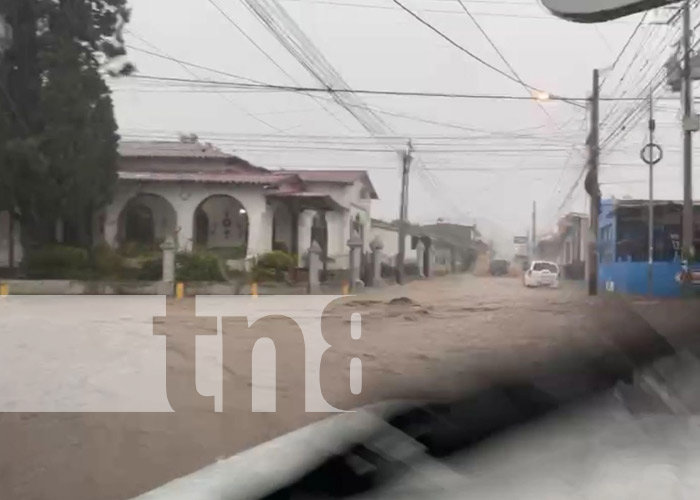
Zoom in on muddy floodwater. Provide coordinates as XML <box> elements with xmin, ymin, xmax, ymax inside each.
<box><xmin>1</xmin><ymin>275</ymin><xmax>698</xmax><ymax>500</ymax></box>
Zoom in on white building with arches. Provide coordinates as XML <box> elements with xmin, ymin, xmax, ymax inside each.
<box><xmin>0</xmin><ymin>141</ymin><xmax>378</xmax><ymax>271</ymax></box>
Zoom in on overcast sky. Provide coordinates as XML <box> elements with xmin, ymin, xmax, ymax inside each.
<box><xmin>109</xmin><ymin>0</ymin><xmax>700</xmax><ymax>254</ymax></box>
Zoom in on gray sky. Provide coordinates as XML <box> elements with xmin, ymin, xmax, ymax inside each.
<box><xmin>109</xmin><ymin>0</ymin><xmax>700</xmax><ymax>254</ymax></box>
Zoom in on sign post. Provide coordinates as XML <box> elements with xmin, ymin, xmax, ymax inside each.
<box><xmin>640</xmin><ymin>90</ymin><xmax>662</xmax><ymax>297</ymax></box>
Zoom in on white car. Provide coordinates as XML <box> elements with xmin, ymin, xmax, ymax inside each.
<box><xmin>524</xmin><ymin>261</ymin><xmax>560</xmax><ymax>288</ymax></box>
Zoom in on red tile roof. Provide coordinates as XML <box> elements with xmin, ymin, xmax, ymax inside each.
<box><xmin>266</xmin><ymin>192</ymin><xmax>345</xmax><ymax>211</ymax></box>
<box><xmin>275</xmin><ymin>169</ymin><xmax>378</xmax><ymax>199</ymax></box>
<box><xmin>118</xmin><ymin>171</ymin><xmax>293</xmax><ymax>185</ymax></box>
<box><xmin>116</xmin><ymin>143</ymin><xmax>378</xmax><ymax>199</ymax></box>
<box><xmin>119</xmin><ymin>141</ymin><xmax>231</xmax><ymax>159</ymax></box>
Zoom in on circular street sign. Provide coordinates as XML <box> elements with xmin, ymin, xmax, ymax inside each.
<box><xmin>640</xmin><ymin>143</ymin><xmax>663</xmax><ymax>165</ymax></box>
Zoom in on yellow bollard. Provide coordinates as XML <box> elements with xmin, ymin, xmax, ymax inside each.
<box><xmin>251</xmin><ymin>282</ymin><xmax>259</xmax><ymax>298</ymax></box>
<box><xmin>0</xmin><ymin>283</ymin><xmax>8</xmax><ymax>298</ymax></box>
<box><xmin>175</xmin><ymin>282</ymin><xmax>185</xmax><ymax>300</ymax></box>
<box><xmin>341</xmin><ymin>282</ymin><xmax>350</xmax><ymax>296</ymax></box>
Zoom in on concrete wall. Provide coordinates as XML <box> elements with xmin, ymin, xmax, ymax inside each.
<box><xmin>598</xmin><ymin>261</ymin><xmax>683</xmax><ymax>297</ymax></box>
<box><xmin>369</xmin><ymin>225</ymin><xmax>416</xmax><ymax>266</ymax></box>
<box><xmin>0</xmin><ymin>280</ymin><xmax>172</xmax><ymax>295</ymax></box>
<box><xmin>434</xmin><ymin>247</ymin><xmax>453</xmax><ymax>274</ymax></box>
<box><xmin>371</xmin><ymin>225</ymin><xmax>399</xmax><ymax>265</ymax></box>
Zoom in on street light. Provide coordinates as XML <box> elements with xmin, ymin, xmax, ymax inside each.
<box><xmin>533</xmin><ymin>90</ymin><xmax>550</xmax><ymax>101</ymax></box>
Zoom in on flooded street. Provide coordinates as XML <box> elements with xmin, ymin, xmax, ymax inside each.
<box><xmin>1</xmin><ymin>275</ymin><xmax>697</xmax><ymax>500</ymax></box>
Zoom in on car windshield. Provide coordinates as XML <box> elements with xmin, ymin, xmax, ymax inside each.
<box><xmin>533</xmin><ymin>263</ymin><xmax>558</xmax><ymax>273</ymax></box>
<box><xmin>3</xmin><ymin>1</ymin><xmax>700</xmax><ymax>500</ymax></box>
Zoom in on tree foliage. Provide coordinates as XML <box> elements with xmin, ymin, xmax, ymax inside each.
<box><xmin>0</xmin><ymin>0</ymin><xmax>131</xmax><ymax>249</ymax></box>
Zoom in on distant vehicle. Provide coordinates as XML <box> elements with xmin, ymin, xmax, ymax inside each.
<box><xmin>524</xmin><ymin>261</ymin><xmax>560</xmax><ymax>288</ymax></box>
<box><xmin>489</xmin><ymin>259</ymin><xmax>510</xmax><ymax>277</ymax></box>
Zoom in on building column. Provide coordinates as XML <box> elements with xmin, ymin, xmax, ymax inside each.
<box><xmin>174</xmin><ymin>197</ymin><xmax>201</xmax><ymax>253</ymax></box>
<box><xmin>324</xmin><ymin>211</ymin><xmax>344</xmax><ymax>259</ymax></box>
<box><xmin>103</xmin><ymin>203</ymin><xmax>121</xmax><ymax>248</ymax></box>
<box><xmin>330</xmin><ymin>210</ymin><xmax>353</xmax><ymax>270</ymax></box>
<box><xmin>103</xmin><ymin>187</ymin><xmax>139</xmax><ymax>249</ymax></box>
<box><xmin>247</xmin><ymin>205</ymin><xmax>273</xmax><ymax>258</ymax></box>
<box><xmin>297</xmin><ymin>210</ymin><xmax>316</xmax><ymax>267</ymax></box>
<box><xmin>291</xmin><ymin>208</ymin><xmax>299</xmax><ymax>256</ymax></box>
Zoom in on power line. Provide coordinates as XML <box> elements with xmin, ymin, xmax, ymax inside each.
<box><xmin>205</xmin><ymin>0</ymin><xmax>356</xmax><ymax>133</ymax></box>
<box><xmin>600</xmin><ymin>11</ymin><xmax>649</xmax><ymax>88</ymax></box>
<box><xmin>388</xmin><ymin>0</ymin><xmax>580</xmax><ymax>106</ymax></box>
<box><xmin>388</xmin><ymin>0</ymin><xmax>524</xmax><ymax>86</ymax></box>
<box><xmin>125</xmin><ymin>30</ymin><xmax>284</xmax><ymax>133</ymax></box>
<box><xmin>123</xmin><ymin>74</ymin><xmax>655</xmax><ymax>102</ymax></box>
<box><xmin>124</xmin><ymin>45</ymin><xmax>266</xmax><ymax>85</ymax></box>
<box><xmin>597</xmin><ymin>11</ymin><xmax>682</xmax><ymax>134</ymax></box>
<box><xmin>453</xmin><ymin>0</ymin><xmax>555</xmax><ymax>123</ymax></box>
<box><xmin>206</xmin><ymin>0</ymin><xmax>296</xmax><ymax>83</ymax></box>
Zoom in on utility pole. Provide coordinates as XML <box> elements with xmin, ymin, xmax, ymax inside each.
<box><xmin>396</xmin><ymin>140</ymin><xmax>413</xmax><ymax>284</ymax></box>
<box><xmin>681</xmin><ymin>0</ymin><xmax>695</xmax><ymax>265</ymax></box>
<box><xmin>586</xmin><ymin>68</ymin><xmax>601</xmax><ymax>296</ymax></box>
<box><xmin>531</xmin><ymin>201</ymin><xmax>537</xmax><ymax>259</ymax></box>
<box><xmin>643</xmin><ymin>89</ymin><xmax>661</xmax><ymax>297</ymax></box>
<box><xmin>648</xmin><ymin>89</ymin><xmax>655</xmax><ymax>296</ymax></box>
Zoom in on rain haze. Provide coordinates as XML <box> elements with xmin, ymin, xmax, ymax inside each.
<box><xmin>8</xmin><ymin>2</ymin><xmax>700</xmax><ymax>499</ymax></box>
<box><xmin>111</xmin><ymin>0</ymin><xmax>699</xmax><ymax>254</ymax></box>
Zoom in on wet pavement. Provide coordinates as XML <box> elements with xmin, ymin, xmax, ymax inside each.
<box><xmin>1</xmin><ymin>274</ymin><xmax>699</xmax><ymax>500</ymax></box>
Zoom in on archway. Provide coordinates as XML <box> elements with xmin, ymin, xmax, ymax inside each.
<box><xmin>117</xmin><ymin>194</ymin><xmax>177</xmax><ymax>249</ymax></box>
<box><xmin>193</xmin><ymin>195</ymin><xmax>249</xmax><ymax>257</ymax></box>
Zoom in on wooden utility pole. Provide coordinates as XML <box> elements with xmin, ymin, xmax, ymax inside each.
<box><xmin>586</xmin><ymin>69</ymin><xmax>601</xmax><ymax>296</ymax></box>
<box><xmin>647</xmin><ymin>89</ymin><xmax>656</xmax><ymax>296</ymax></box>
<box><xmin>531</xmin><ymin>201</ymin><xmax>537</xmax><ymax>259</ymax></box>
<box><xmin>396</xmin><ymin>140</ymin><xmax>413</xmax><ymax>285</ymax></box>
<box><xmin>681</xmin><ymin>0</ymin><xmax>695</xmax><ymax>265</ymax></box>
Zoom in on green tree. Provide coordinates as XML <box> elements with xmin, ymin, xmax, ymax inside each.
<box><xmin>0</xmin><ymin>0</ymin><xmax>131</xmax><ymax>251</ymax></box>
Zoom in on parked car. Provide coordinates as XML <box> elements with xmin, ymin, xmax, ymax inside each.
<box><xmin>523</xmin><ymin>260</ymin><xmax>560</xmax><ymax>288</ymax></box>
<box><xmin>489</xmin><ymin>259</ymin><xmax>510</xmax><ymax>276</ymax></box>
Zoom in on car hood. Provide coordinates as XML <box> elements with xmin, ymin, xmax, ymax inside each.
<box><xmin>131</xmin><ymin>351</ymin><xmax>700</xmax><ymax>500</ymax></box>
<box><xmin>129</xmin><ymin>402</ymin><xmax>408</xmax><ymax>500</ymax></box>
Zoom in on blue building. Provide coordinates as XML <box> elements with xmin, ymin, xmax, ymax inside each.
<box><xmin>598</xmin><ymin>198</ymin><xmax>700</xmax><ymax>297</ymax></box>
